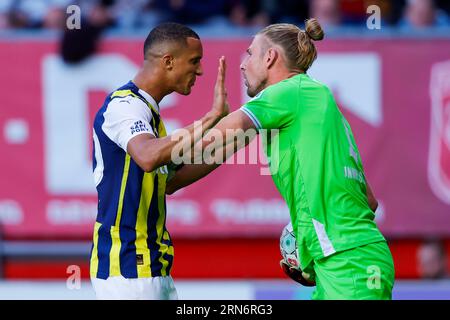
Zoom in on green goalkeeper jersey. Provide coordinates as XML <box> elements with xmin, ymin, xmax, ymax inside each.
<box><xmin>241</xmin><ymin>73</ymin><xmax>385</xmax><ymax>270</ymax></box>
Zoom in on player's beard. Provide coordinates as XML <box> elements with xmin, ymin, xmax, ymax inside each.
<box><xmin>179</xmin><ymin>79</ymin><xmax>195</xmax><ymax>95</ymax></box>
<box><xmin>246</xmin><ymin>78</ymin><xmax>267</xmax><ymax>97</ymax></box>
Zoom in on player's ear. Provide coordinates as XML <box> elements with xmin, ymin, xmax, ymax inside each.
<box><xmin>266</xmin><ymin>48</ymin><xmax>278</xmax><ymax>69</ymax></box>
<box><xmin>162</xmin><ymin>54</ymin><xmax>174</xmax><ymax>70</ymax></box>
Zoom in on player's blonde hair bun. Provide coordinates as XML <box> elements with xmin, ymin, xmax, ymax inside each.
<box><xmin>258</xmin><ymin>19</ymin><xmax>324</xmax><ymax>72</ymax></box>
<box><xmin>305</xmin><ymin>18</ymin><xmax>324</xmax><ymax>41</ymax></box>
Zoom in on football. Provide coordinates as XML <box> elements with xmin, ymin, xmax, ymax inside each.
<box><xmin>279</xmin><ymin>222</ymin><xmax>300</xmax><ymax>269</ymax></box>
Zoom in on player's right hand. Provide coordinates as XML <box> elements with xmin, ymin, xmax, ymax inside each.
<box><xmin>280</xmin><ymin>260</ymin><xmax>316</xmax><ymax>287</ymax></box>
<box><xmin>211</xmin><ymin>56</ymin><xmax>229</xmax><ymax>119</ymax></box>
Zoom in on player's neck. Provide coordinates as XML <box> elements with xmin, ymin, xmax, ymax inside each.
<box><xmin>267</xmin><ymin>66</ymin><xmax>300</xmax><ymax>87</ymax></box>
<box><xmin>133</xmin><ymin>65</ymin><xmax>170</xmax><ymax>104</ymax></box>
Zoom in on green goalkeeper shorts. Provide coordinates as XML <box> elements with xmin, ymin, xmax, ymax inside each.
<box><xmin>311</xmin><ymin>241</ymin><xmax>395</xmax><ymax>300</ymax></box>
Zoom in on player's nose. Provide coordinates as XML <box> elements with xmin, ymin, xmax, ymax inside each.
<box><xmin>196</xmin><ymin>63</ymin><xmax>203</xmax><ymax>76</ymax></box>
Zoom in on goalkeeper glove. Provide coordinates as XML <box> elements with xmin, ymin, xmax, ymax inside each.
<box><xmin>280</xmin><ymin>260</ymin><xmax>316</xmax><ymax>287</ymax></box>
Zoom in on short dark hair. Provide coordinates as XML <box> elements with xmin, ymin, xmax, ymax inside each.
<box><xmin>143</xmin><ymin>22</ymin><xmax>200</xmax><ymax>59</ymax></box>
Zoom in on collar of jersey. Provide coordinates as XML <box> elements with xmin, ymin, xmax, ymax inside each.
<box><xmin>128</xmin><ymin>81</ymin><xmax>160</xmax><ymax>114</ymax></box>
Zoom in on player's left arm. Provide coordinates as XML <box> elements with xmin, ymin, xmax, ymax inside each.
<box><xmin>165</xmin><ymin>109</ymin><xmax>256</xmax><ymax>194</ymax></box>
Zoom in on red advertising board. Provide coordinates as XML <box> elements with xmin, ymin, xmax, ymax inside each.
<box><xmin>0</xmin><ymin>36</ymin><xmax>449</xmax><ymax>238</ymax></box>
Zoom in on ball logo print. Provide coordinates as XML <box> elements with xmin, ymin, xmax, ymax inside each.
<box><xmin>280</xmin><ymin>222</ymin><xmax>299</xmax><ymax>268</ymax></box>
<box><xmin>428</xmin><ymin>60</ymin><xmax>450</xmax><ymax>204</ymax></box>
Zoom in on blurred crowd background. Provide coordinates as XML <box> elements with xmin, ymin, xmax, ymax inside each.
<box><xmin>0</xmin><ymin>0</ymin><xmax>449</xmax><ymax>31</ymax></box>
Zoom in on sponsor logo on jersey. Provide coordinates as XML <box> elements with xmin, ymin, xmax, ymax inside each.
<box><xmin>130</xmin><ymin>120</ymin><xmax>149</xmax><ymax>135</ymax></box>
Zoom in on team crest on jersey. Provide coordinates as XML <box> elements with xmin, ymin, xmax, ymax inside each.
<box><xmin>428</xmin><ymin>60</ymin><xmax>450</xmax><ymax>204</ymax></box>
<box><xmin>130</xmin><ymin>120</ymin><xmax>149</xmax><ymax>135</ymax></box>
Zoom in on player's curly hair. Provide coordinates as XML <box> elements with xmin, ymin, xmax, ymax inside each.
<box><xmin>257</xmin><ymin>18</ymin><xmax>324</xmax><ymax>72</ymax></box>
<box><xmin>143</xmin><ymin>22</ymin><xmax>200</xmax><ymax>60</ymax></box>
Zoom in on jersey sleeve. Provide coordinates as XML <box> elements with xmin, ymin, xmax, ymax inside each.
<box><xmin>102</xmin><ymin>95</ymin><xmax>155</xmax><ymax>152</ymax></box>
<box><xmin>240</xmin><ymin>85</ymin><xmax>296</xmax><ymax>130</ymax></box>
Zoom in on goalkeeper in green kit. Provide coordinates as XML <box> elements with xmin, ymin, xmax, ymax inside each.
<box><xmin>166</xmin><ymin>18</ymin><xmax>395</xmax><ymax>300</ymax></box>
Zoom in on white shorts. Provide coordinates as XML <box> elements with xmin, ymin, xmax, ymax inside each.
<box><xmin>91</xmin><ymin>275</ymin><xmax>178</xmax><ymax>300</ymax></box>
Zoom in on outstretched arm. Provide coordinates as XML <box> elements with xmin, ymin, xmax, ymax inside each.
<box><xmin>127</xmin><ymin>57</ymin><xmax>229</xmax><ymax>173</ymax></box>
<box><xmin>166</xmin><ymin>109</ymin><xmax>256</xmax><ymax>194</ymax></box>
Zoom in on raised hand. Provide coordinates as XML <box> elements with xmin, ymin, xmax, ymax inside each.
<box><xmin>212</xmin><ymin>56</ymin><xmax>229</xmax><ymax>119</ymax></box>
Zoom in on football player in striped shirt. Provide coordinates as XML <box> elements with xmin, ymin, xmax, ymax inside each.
<box><xmin>90</xmin><ymin>22</ymin><xmax>228</xmax><ymax>299</ymax></box>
